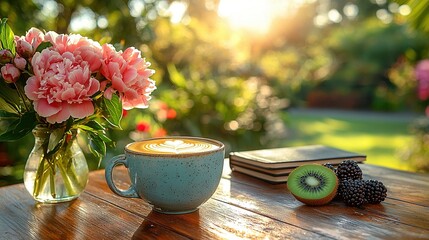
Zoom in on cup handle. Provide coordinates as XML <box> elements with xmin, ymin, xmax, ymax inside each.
<box><xmin>105</xmin><ymin>154</ymin><xmax>139</xmax><ymax>198</ymax></box>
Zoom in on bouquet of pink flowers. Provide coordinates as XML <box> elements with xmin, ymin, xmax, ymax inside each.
<box><xmin>0</xmin><ymin>18</ymin><xmax>156</xmax><ymax>156</ymax></box>
<box><xmin>0</xmin><ymin>18</ymin><xmax>156</xmax><ymax>202</ymax></box>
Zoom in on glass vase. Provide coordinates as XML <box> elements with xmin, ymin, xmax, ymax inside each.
<box><xmin>23</xmin><ymin>125</ymin><xmax>89</xmax><ymax>203</ymax></box>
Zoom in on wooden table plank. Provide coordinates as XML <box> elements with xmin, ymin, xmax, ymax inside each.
<box><xmin>225</xmin><ymin>160</ymin><xmax>429</xmax><ymax>207</ymax></box>
<box><xmin>222</xmin><ymin>160</ymin><xmax>429</xmax><ymax>239</ymax></box>
<box><xmin>0</xmin><ymin>184</ymin><xmax>189</xmax><ymax>239</ymax></box>
<box><xmin>1</xmin><ymin>159</ymin><xmax>428</xmax><ymax>239</ymax></box>
<box><xmin>86</xmin><ymin>161</ymin><xmax>429</xmax><ymax>239</ymax></box>
<box><xmin>86</xmin><ymin>168</ymin><xmax>328</xmax><ymax>239</ymax></box>
<box><xmin>214</xmin><ymin>176</ymin><xmax>429</xmax><ymax>239</ymax></box>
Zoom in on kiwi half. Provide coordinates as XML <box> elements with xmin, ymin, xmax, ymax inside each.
<box><xmin>287</xmin><ymin>164</ymin><xmax>338</xmax><ymax>206</ymax></box>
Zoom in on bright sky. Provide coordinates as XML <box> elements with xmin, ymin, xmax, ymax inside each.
<box><xmin>67</xmin><ymin>0</ymin><xmax>412</xmax><ymax>33</ymax></box>
<box><xmin>217</xmin><ymin>0</ymin><xmax>412</xmax><ymax>30</ymax></box>
<box><xmin>217</xmin><ymin>0</ymin><xmax>305</xmax><ymax>33</ymax></box>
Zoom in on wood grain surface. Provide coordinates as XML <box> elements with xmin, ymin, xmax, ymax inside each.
<box><xmin>0</xmin><ymin>160</ymin><xmax>428</xmax><ymax>239</ymax></box>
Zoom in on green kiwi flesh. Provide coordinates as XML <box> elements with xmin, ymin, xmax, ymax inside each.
<box><xmin>287</xmin><ymin>164</ymin><xmax>338</xmax><ymax>206</ymax></box>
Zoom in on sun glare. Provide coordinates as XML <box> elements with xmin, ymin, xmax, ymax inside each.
<box><xmin>218</xmin><ymin>0</ymin><xmax>287</xmax><ymax>33</ymax></box>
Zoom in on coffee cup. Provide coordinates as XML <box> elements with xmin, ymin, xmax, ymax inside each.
<box><xmin>105</xmin><ymin>136</ymin><xmax>225</xmax><ymax>214</ymax></box>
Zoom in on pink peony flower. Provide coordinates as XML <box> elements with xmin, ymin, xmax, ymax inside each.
<box><xmin>24</xmin><ymin>27</ymin><xmax>45</xmax><ymax>50</ymax></box>
<box><xmin>24</xmin><ymin>49</ymin><xmax>100</xmax><ymax>124</ymax></box>
<box><xmin>0</xmin><ymin>49</ymin><xmax>13</xmax><ymax>64</ymax></box>
<box><xmin>14</xmin><ymin>55</ymin><xmax>27</xmax><ymax>70</ymax></box>
<box><xmin>100</xmin><ymin>44</ymin><xmax>156</xmax><ymax>110</ymax></box>
<box><xmin>45</xmin><ymin>32</ymin><xmax>102</xmax><ymax>72</ymax></box>
<box><xmin>15</xmin><ymin>39</ymin><xmax>33</xmax><ymax>58</ymax></box>
<box><xmin>15</xmin><ymin>27</ymin><xmax>45</xmax><ymax>58</ymax></box>
<box><xmin>1</xmin><ymin>64</ymin><xmax>20</xmax><ymax>83</ymax></box>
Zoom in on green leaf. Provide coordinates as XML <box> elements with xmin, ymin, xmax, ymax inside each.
<box><xmin>48</xmin><ymin>128</ymin><xmax>65</xmax><ymax>153</ymax></box>
<box><xmin>88</xmin><ymin>133</ymin><xmax>106</xmax><ymax>167</ymax></box>
<box><xmin>0</xmin><ymin>111</ymin><xmax>37</xmax><ymax>141</ymax></box>
<box><xmin>0</xmin><ymin>110</ymin><xmax>20</xmax><ymax>133</ymax></box>
<box><xmin>77</xmin><ymin>122</ymin><xmax>112</xmax><ymax>143</ymax></box>
<box><xmin>102</xmin><ymin>94</ymin><xmax>122</xmax><ymax>129</ymax></box>
<box><xmin>85</xmin><ymin>120</ymin><xmax>105</xmax><ymax>131</ymax></box>
<box><xmin>0</xmin><ymin>80</ymin><xmax>23</xmax><ymax>113</ymax></box>
<box><xmin>96</xmin><ymin>130</ymin><xmax>112</xmax><ymax>143</ymax></box>
<box><xmin>35</xmin><ymin>41</ymin><xmax>53</xmax><ymax>53</ymax></box>
<box><xmin>0</xmin><ymin>96</ymin><xmax>18</xmax><ymax>113</ymax></box>
<box><xmin>0</xmin><ymin>109</ymin><xmax>20</xmax><ymax>119</ymax></box>
<box><xmin>75</xmin><ymin>124</ymin><xmax>97</xmax><ymax>133</ymax></box>
<box><xmin>0</xmin><ymin>18</ymin><xmax>16</xmax><ymax>54</ymax></box>
<box><xmin>89</xmin><ymin>134</ymin><xmax>106</xmax><ymax>156</ymax></box>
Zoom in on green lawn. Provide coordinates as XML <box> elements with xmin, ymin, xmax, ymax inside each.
<box><xmin>282</xmin><ymin>109</ymin><xmax>421</xmax><ymax>172</ymax></box>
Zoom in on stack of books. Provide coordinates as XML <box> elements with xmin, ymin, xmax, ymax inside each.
<box><xmin>229</xmin><ymin>145</ymin><xmax>366</xmax><ymax>183</ymax></box>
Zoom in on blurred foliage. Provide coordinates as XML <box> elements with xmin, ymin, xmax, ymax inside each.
<box><xmin>2</xmin><ymin>0</ymin><xmax>429</xmax><ymax>185</ymax></box>
<box><xmin>392</xmin><ymin>0</ymin><xmax>429</xmax><ymax>172</ymax></box>
<box><xmin>401</xmin><ymin>117</ymin><xmax>429</xmax><ymax>172</ymax></box>
<box><xmin>385</xmin><ymin>57</ymin><xmax>421</xmax><ymax>111</ymax></box>
<box><xmin>394</xmin><ymin>0</ymin><xmax>429</xmax><ymax>33</ymax></box>
<box><xmin>318</xmin><ymin>19</ymin><xmax>427</xmax><ymax>109</ymax></box>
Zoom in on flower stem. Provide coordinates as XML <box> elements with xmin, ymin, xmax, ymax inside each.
<box><xmin>48</xmin><ymin>161</ymin><xmax>56</xmax><ymax>198</ymax></box>
<box><xmin>33</xmin><ymin>157</ymin><xmax>47</xmax><ymax>197</ymax></box>
<box><xmin>13</xmin><ymin>82</ymin><xmax>30</xmax><ymax>112</ymax></box>
<box><xmin>57</xmin><ymin>143</ymin><xmax>80</xmax><ymax>196</ymax></box>
<box><xmin>58</xmin><ymin>159</ymin><xmax>78</xmax><ymax>196</ymax></box>
<box><xmin>29</xmin><ymin>126</ymin><xmax>87</xmax><ymax>202</ymax></box>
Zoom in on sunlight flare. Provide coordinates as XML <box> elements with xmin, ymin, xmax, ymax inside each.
<box><xmin>217</xmin><ymin>0</ymin><xmax>289</xmax><ymax>33</ymax></box>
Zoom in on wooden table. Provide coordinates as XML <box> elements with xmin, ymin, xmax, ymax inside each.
<box><xmin>1</xmin><ymin>159</ymin><xmax>428</xmax><ymax>239</ymax></box>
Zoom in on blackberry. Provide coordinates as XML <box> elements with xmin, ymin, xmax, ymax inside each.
<box><xmin>338</xmin><ymin>179</ymin><xmax>365</xmax><ymax>207</ymax></box>
<box><xmin>364</xmin><ymin>180</ymin><xmax>387</xmax><ymax>204</ymax></box>
<box><xmin>323</xmin><ymin>163</ymin><xmax>336</xmax><ymax>173</ymax></box>
<box><xmin>336</xmin><ymin>160</ymin><xmax>362</xmax><ymax>181</ymax></box>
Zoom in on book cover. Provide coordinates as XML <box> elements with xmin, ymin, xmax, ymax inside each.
<box><xmin>230</xmin><ymin>164</ymin><xmax>289</xmax><ymax>183</ymax></box>
<box><xmin>229</xmin><ymin>160</ymin><xmax>341</xmax><ymax>175</ymax></box>
<box><xmin>229</xmin><ymin>145</ymin><xmax>365</xmax><ymax>169</ymax></box>
<box><xmin>229</xmin><ymin>160</ymin><xmax>296</xmax><ymax>175</ymax></box>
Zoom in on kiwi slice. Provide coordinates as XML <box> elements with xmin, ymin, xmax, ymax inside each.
<box><xmin>287</xmin><ymin>164</ymin><xmax>338</xmax><ymax>206</ymax></box>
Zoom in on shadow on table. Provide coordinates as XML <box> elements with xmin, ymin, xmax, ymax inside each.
<box><xmin>132</xmin><ymin>209</ymin><xmax>201</xmax><ymax>239</ymax></box>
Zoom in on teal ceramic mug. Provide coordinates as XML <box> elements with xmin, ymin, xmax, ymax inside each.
<box><xmin>105</xmin><ymin>136</ymin><xmax>225</xmax><ymax>214</ymax></box>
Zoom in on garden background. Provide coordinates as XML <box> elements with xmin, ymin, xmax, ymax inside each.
<box><xmin>1</xmin><ymin>0</ymin><xmax>429</xmax><ymax>186</ymax></box>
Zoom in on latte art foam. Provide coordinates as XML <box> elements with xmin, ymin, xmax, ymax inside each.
<box><xmin>127</xmin><ymin>138</ymin><xmax>221</xmax><ymax>154</ymax></box>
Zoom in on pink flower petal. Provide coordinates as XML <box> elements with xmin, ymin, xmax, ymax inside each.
<box><xmin>69</xmin><ymin>101</ymin><xmax>94</xmax><ymax>119</ymax></box>
<box><xmin>103</xmin><ymin>87</ymin><xmax>115</xmax><ymax>100</ymax></box>
<box><xmin>112</xmin><ymin>74</ymin><xmax>126</xmax><ymax>92</ymax></box>
<box><xmin>87</xmin><ymin>78</ymin><xmax>100</xmax><ymax>96</ymax></box>
<box><xmin>46</xmin><ymin>105</ymin><xmax>71</xmax><ymax>124</ymax></box>
<box><xmin>61</xmin><ymin>88</ymin><xmax>76</xmax><ymax>100</ymax></box>
<box><xmin>26</xmin><ymin>48</ymin><xmax>99</xmax><ymax>123</ymax></box>
<box><xmin>34</xmin><ymin>98</ymin><xmax>61</xmax><ymax>117</ymax></box>
<box><xmin>123</xmin><ymin>68</ymin><xmax>137</xmax><ymax>84</ymax></box>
